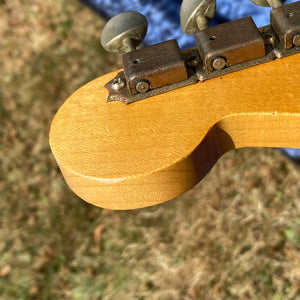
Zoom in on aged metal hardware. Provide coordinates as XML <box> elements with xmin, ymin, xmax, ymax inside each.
<box><xmin>293</xmin><ymin>33</ymin><xmax>300</xmax><ymax>45</ymax></box>
<box><xmin>101</xmin><ymin>11</ymin><xmax>148</xmax><ymax>54</ymax></box>
<box><xmin>122</xmin><ymin>40</ymin><xmax>188</xmax><ymax>95</ymax></box>
<box><xmin>196</xmin><ymin>17</ymin><xmax>266</xmax><ymax>72</ymax></box>
<box><xmin>105</xmin><ymin>67</ymin><xmax>198</xmax><ymax>104</ymax></box>
<box><xmin>249</xmin><ymin>0</ymin><xmax>285</xmax><ymax>8</ymax></box>
<box><xmin>135</xmin><ymin>80</ymin><xmax>150</xmax><ymax>93</ymax></box>
<box><xmin>270</xmin><ymin>2</ymin><xmax>300</xmax><ymax>49</ymax></box>
<box><xmin>180</xmin><ymin>0</ymin><xmax>216</xmax><ymax>34</ymax></box>
<box><xmin>195</xmin><ymin>24</ymin><xmax>300</xmax><ymax>82</ymax></box>
<box><xmin>111</xmin><ymin>77</ymin><xmax>126</xmax><ymax>91</ymax></box>
<box><xmin>103</xmin><ymin>0</ymin><xmax>300</xmax><ymax>104</ymax></box>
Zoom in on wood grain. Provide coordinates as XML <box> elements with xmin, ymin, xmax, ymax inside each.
<box><xmin>49</xmin><ymin>53</ymin><xmax>300</xmax><ymax>210</ymax></box>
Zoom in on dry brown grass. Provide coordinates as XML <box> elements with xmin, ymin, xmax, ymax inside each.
<box><xmin>0</xmin><ymin>1</ymin><xmax>300</xmax><ymax>299</ymax></box>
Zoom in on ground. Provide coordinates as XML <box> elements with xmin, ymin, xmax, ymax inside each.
<box><xmin>0</xmin><ymin>0</ymin><xmax>300</xmax><ymax>299</ymax></box>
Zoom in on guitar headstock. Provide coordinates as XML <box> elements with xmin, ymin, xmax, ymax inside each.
<box><xmin>50</xmin><ymin>0</ymin><xmax>300</xmax><ymax>210</ymax></box>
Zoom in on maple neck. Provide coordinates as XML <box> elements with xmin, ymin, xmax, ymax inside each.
<box><xmin>49</xmin><ymin>53</ymin><xmax>300</xmax><ymax>210</ymax></box>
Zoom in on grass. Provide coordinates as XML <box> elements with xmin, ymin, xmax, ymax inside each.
<box><xmin>0</xmin><ymin>0</ymin><xmax>300</xmax><ymax>299</ymax></box>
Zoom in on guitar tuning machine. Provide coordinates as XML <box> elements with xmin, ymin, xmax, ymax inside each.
<box><xmin>101</xmin><ymin>11</ymin><xmax>150</xmax><ymax>93</ymax></box>
<box><xmin>102</xmin><ymin>11</ymin><xmax>193</xmax><ymax>102</ymax></box>
<box><xmin>180</xmin><ymin>0</ymin><xmax>223</xmax><ymax>69</ymax></box>
<box><xmin>249</xmin><ymin>0</ymin><xmax>300</xmax><ymax>49</ymax></box>
<box><xmin>270</xmin><ymin>1</ymin><xmax>300</xmax><ymax>49</ymax></box>
<box><xmin>102</xmin><ymin>1</ymin><xmax>300</xmax><ymax>104</ymax></box>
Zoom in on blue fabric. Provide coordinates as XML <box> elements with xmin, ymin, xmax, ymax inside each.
<box><xmin>80</xmin><ymin>0</ymin><xmax>300</xmax><ymax>161</ymax></box>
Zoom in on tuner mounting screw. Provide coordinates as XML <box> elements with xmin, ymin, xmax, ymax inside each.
<box><xmin>212</xmin><ymin>57</ymin><xmax>226</xmax><ymax>70</ymax></box>
<box><xmin>293</xmin><ymin>34</ymin><xmax>300</xmax><ymax>46</ymax></box>
<box><xmin>135</xmin><ymin>80</ymin><xmax>150</xmax><ymax>93</ymax></box>
<box><xmin>187</xmin><ymin>56</ymin><xmax>200</xmax><ymax>67</ymax></box>
<box><xmin>111</xmin><ymin>77</ymin><xmax>126</xmax><ymax>91</ymax></box>
<box><xmin>267</xmin><ymin>35</ymin><xmax>275</xmax><ymax>44</ymax></box>
<box><xmin>263</xmin><ymin>27</ymin><xmax>276</xmax><ymax>44</ymax></box>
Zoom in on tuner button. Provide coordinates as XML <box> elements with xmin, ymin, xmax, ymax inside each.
<box><xmin>180</xmin><ymin>0</ymin><xmax>216</xmax><ymax>35</ymax></box>
<box><xmin>101</xmin><ymin>11</ymin><xmax>148</xmax><ymax>54</ymax></box>
<box><xmin>249</xmin><ymin>0</ymin><xmax>285</xmax><ymax>8</ymax></box>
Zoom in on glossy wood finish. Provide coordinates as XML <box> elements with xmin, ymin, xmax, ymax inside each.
<box><xmin>50</xmin><ymin>53</ymin><xmax>300</xmax><ymax>209</ymax></box>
